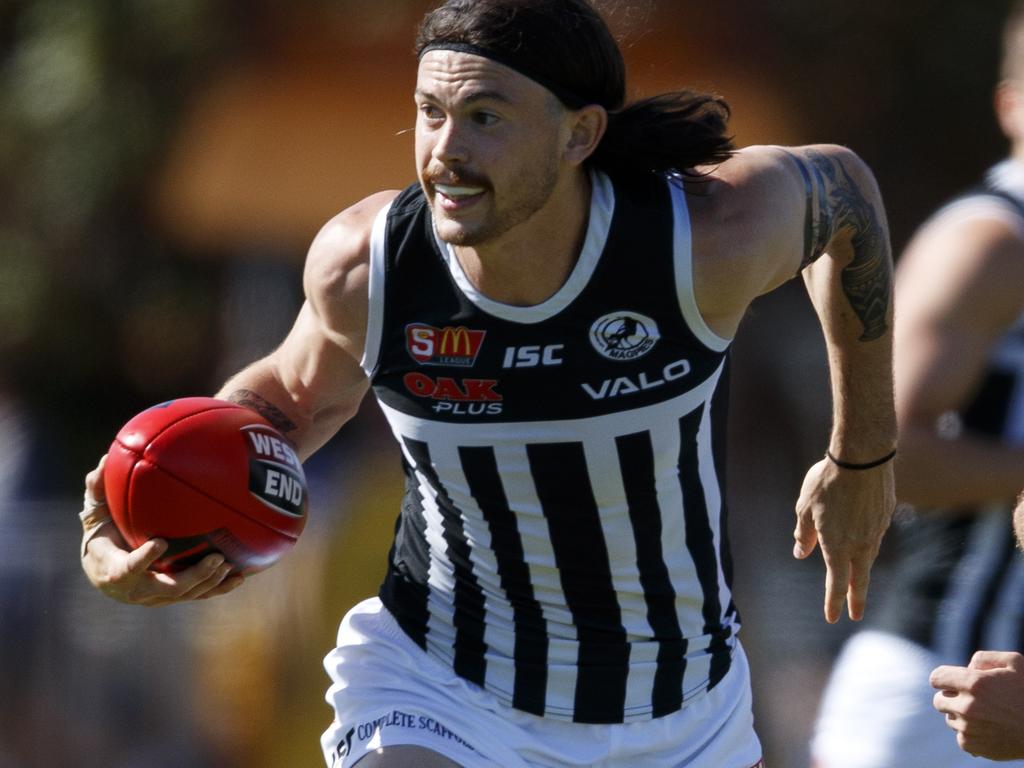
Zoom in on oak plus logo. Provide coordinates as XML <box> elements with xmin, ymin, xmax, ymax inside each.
<box><xmin>406</xmin><ymin>323</ymin><xmax>485</xmax><ymax>367</ymax></box>
<box><xmin>403</xmin><ymin>373</ymin><xmax>503</xmax><ymax>416</ymax></box>
<box><xmin>589</xmin><ymin>311</ymin><xmax>659</xmax><ymax>361</ymax></box>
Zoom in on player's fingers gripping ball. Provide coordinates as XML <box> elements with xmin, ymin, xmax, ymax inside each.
<box><xmin>104</xmin><ymin>397</ymin><xmax>308</xmax><ymax>574</ymax></box>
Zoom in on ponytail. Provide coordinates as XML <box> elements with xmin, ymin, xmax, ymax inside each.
<box><xmin>592</xmin><ymin>91</ymin><xmax>734</xmax><ymax>178</ymax></box>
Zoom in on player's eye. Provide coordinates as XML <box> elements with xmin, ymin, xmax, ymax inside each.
<box><xmin>472</xmin><ymin>111</ymin><xmax>499</xmax><ymax>126</ymax></box>
<box><xmin>419</xmin><ymin>104</ymin><xmax>444</xmax><ymax>121</ymax></box>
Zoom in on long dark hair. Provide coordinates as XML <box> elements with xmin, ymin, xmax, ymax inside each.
<box><xmin>415</xmin><ymin>0</ymin><xmax>733</xmax><ymax>177</ymax></box>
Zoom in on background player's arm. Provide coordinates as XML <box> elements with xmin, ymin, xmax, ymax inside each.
<box><xmin>891</xmin><ymin>213</ymin><xmax>1024</xmax><ymax>508</ymax></box>
<box><xmin>81</xmin><ymin>192</ymin><xmax>394</xmax><ymax>605</ymax></box>
<box><xmin>693</xmin><ymin>144</ymin><xmax>896</xmax><ymax>623</ymax></box>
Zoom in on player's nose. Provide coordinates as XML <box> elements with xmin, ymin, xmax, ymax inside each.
<box><xmin>432</xmin><ymin>119</ymin><xmax>470</xmax><ymax>165</ymax></box>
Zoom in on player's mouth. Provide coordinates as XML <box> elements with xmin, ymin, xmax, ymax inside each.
<box><xmin>434</xmin><ymin>183</ymin><xmax>487</xmax><ymax>211</ymax></box>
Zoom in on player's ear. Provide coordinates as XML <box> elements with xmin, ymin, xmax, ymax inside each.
<box><xmin>995</xmin><ymin>80</ymin><xmax>1024</xmax><ymax>146</ymax></box>
<box><xmin>563</xmin><ymin>104</ymin><xmax>608</xmax><ymax>167</ymax></box>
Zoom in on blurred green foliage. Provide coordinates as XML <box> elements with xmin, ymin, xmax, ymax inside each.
<box><xmin>0</xmin><ymin>0</ymin><xmax>246</xmax><ymax>490</ymax></box>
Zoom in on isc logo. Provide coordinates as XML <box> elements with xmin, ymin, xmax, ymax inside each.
<box><xmin>406</xmin><ymin>324</ymin><xmax>486</xmax><ymax>367</ymax></box>
<box><xmin>502</xmin><ymin>344</ymin><xmax>564</xmax><ymax>368</ymax></box>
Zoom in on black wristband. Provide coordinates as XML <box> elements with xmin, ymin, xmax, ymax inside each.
<box><xmin>826</xmin><ymin>448</ymin><xmax>896</xmax><ymax>470</ymax></box>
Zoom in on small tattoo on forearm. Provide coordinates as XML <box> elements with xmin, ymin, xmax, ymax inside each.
<box><xmin>226</xmin><ymin>389</ymin><xmax>297</xmax><ymax>433</ymax></box>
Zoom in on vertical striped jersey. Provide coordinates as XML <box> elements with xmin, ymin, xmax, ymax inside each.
<box><xmin>359</xmin><ymin>169</ymin><xmax>739</xmax><ymax>723</ymax></box>
<box><xmin>871</xmin><ymin>160</ymin><xmax>1024</xmax><ymax>660</ymax></box>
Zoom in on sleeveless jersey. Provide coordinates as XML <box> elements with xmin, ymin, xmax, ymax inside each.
<box><xmin>870</xmin><ymin>160</ymin><xmax>1024</xmax><ymax>660</ymax></box>
<box><xmin>360</xmin><ymin>170</ymin><xmax>739</xmax><ymax>724</ymax></box>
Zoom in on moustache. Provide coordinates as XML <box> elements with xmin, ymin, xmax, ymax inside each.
<box><xmin>424</xmin><ymin>169</ymin><xmax>492</xmax><ymax>190</ymax></box>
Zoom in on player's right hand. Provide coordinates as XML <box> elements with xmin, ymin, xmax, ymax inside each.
<box><xmin>80</xmin><ymin>456</ymin><xmax>245</xmax><ymax>606</ymax></box>
<box><xmin>792</xmin><ymin>454</ymin><xmax>894</xmax><ymax>623</ymax></box>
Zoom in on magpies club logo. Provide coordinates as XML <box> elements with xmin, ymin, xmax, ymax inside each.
<box><xmin>589</xmin><ymin>311</ymin><xmax>659</xmax><ymax>361</ymax></box>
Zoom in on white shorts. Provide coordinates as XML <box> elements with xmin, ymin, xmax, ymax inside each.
<box><xmin>811</xmin><ymin>630</ymin><xmax>1024</xmax><ymax>768</ymax></box>
<box><xmin>320</xmin><ymin>598</ymin><xmax>764</xmax><ymax>768</ymax></box>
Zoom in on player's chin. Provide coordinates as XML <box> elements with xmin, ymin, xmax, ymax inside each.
<box><xmin>434</xmin><ymin>218</ymin><xmax>487</xmax><ymax>247</ymax></box>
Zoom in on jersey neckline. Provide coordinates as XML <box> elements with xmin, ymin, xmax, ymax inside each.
<box><xmin>988</xmin><ymin>158</ymin><xmax>1024</xmax><ymax>202</ymax></box>
<box><xmin>431</xmin><ymin>169</ymin><xmax>615</xmax><ymax>325</ymax></box>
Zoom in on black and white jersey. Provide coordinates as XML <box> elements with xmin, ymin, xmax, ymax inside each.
<box><xmin>360</xmin><ymin>169</ymin><xmax>739</xmax><ymax>724</ymax></box>
<box><xmin>871</xmin><ymin>160</ymin><xmax>1024</xmax><ymax>660</ymax></box>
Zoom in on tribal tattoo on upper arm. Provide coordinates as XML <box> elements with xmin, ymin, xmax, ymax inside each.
<box><xmin>226</xmin><ymin>388</ymin><xmax>298</xmax><ymax>435</ymax></box>
<box><xmin>784</xmin><ymin>147</ymin><xmax>892</xmax><ymax>342</ymax></box>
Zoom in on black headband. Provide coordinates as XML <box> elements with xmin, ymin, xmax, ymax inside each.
<box><xmin>418</xmin><ymin>42</ymin><xmax>589</xmax><ymax>109</ymax></box>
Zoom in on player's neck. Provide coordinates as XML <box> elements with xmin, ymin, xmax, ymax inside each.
<box><xmin>453</xmin><ymin>171</ymin><xmax>592</xmax><ymax>307</ymax></box>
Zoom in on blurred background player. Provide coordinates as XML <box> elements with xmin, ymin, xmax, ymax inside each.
<box><xmin>79</xmin><ymin>1</ymin><xmax>896</xmax><ymax>766</ymax></box>
<box><xmin>930</xmin><ymin>492</ymin><xmax>1024</xmax><ymax>761</ymax></box>
<box><xmin>811</xmin><ymin>3</ymin><xmax>1024</xmax><ymax>766</ymax></box>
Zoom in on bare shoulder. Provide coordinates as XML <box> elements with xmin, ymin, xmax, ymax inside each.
<box><xmin>698</xmin><ymin>143</ymin><xmax>803</xmax><ymax>188</ymax></box>
<box><xmin>303</xmin><ymin>190</ymin><xmax>400</xmax><ymax>340</ymax></box>
<box><xmin>684</xmin><ymin>143</ymin><xmax>886</xmax><ymax>337</ymax></box>
<box><xmin>692</xmin><ymin>144</ymin><xmax>871</xmax><ymax>219</ymax></box>
<box><xmin>898</xmin><ymin>202</ymin><xmax>1024</xmax><ymax>330</ymax></box>
<box><xmin>902</xmin><ymin>197</ymin><xmax>1024</xmax><ymax>274</ymax></box>
<box><xmin>685</xmin><ymin>145</ymin><xmax>841</xmax><ymax>256</ymax></box>
<box><xmin>683</xmin><ymin>145</ymin><xmax>816</xmax><ymax>334</ymax></box>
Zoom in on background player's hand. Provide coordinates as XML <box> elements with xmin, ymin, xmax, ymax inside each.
<box><xmin>80</xmin><ymin>456</ymin><xmax>245</xmax><ymax>606</ymax></box>
<box><xmin>930</xmin><ymin>651</ymin><xmax>1024</xmax><ymax>761</ymax></box>
<box><xmin>792</xmin><ymin>456</ymin><xmax>894</xmax><ymax>623</ymax></box>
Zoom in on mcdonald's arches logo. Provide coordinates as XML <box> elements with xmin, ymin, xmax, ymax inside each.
<box><xmin>406</xmin><ymin>323</ymin><xmax>486</xmax><ymax>366</ymax></box>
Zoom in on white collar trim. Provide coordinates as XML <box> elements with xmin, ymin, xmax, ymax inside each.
<box><xmin>987</xmin><ymin>159</ymin><xmax>1024</xmax><ymax>201</ymax></box>
<box><xmin>432</xmin><ymin>169</ymin><xmax>615</xmax><ymax>324</ymax></box>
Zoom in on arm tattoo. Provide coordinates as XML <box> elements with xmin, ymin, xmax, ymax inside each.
<box><xmin>787</xmin><ymin>148</ymin><xmax>892</xmax><ymax>341</ymax></box>
<box><xmin>226</xmin><ymin>389</ymin><xmax>298</xmax><ymax>434</ymax></box>
<box><xmin>787</xmin><ymin>151</ymin><xmax>836</xmax><ymax>269</ymax></box>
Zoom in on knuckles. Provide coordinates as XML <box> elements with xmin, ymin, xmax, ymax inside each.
<box><xmin>957</xmin><ymin>694</ymin><xmax>980</xmax><ymax>717</ymax></box>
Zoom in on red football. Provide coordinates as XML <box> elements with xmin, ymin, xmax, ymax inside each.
<box><xmin>104</xmin><ymin>397</ymin><xmax>308</xmax><ymax>574</ymax></box>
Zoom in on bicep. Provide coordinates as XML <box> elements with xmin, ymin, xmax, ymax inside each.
<box><xmin>266</xmin><ymin>239</ymin><xmax>376</xmax><ymax>456</ymax></box>
<box><xmin>688</xmin><ymin>147</ymin><xmax>809</xmax><ymax>336</ymax></box>
<box><xmin>271</xmin><ymin>300</ymin><xmax>371</xmax><ymax>428</ymax></box>
<box><xmin>724</xmin><ymin>144</ymin><xmax>881</xmax><ymax>301</ymax></box>
<box><xmin>896</xmin><ymin>316</ymin><xmax>992</xmax><ymax>426</ymax></box>
<box><xmin>220</xmin><ymin>302</ymin><xmax>370</xmax><ymax>461</ymax></box>
<box><xmin>782</xmin><ymin>145</ymin><xmax>893</xmax><ymax>341</ymax></box>
<box><xmin>221</xmin><ymin>198</ymin><xmax>388</xmax><ymax>459</ymax></box>
<box><xmin>895</xmin><ymin>220</ymin><xmax>1024</xmax><ymax>424</ymax></box>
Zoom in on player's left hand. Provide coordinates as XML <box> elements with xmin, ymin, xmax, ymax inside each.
<box><xmin>792</xmin><ymin>456</ymin><xmax>894</xmax><ymax>623</ymax></box>
<box><xmin>930</xmin><ymin>651</ymin><xmax>1024</xmax><ymax>761</ymax></box>
<box><xmin>80</xmin><ymin>456</ymin><xmax>246</xmax><ymax>606</ymax></box>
